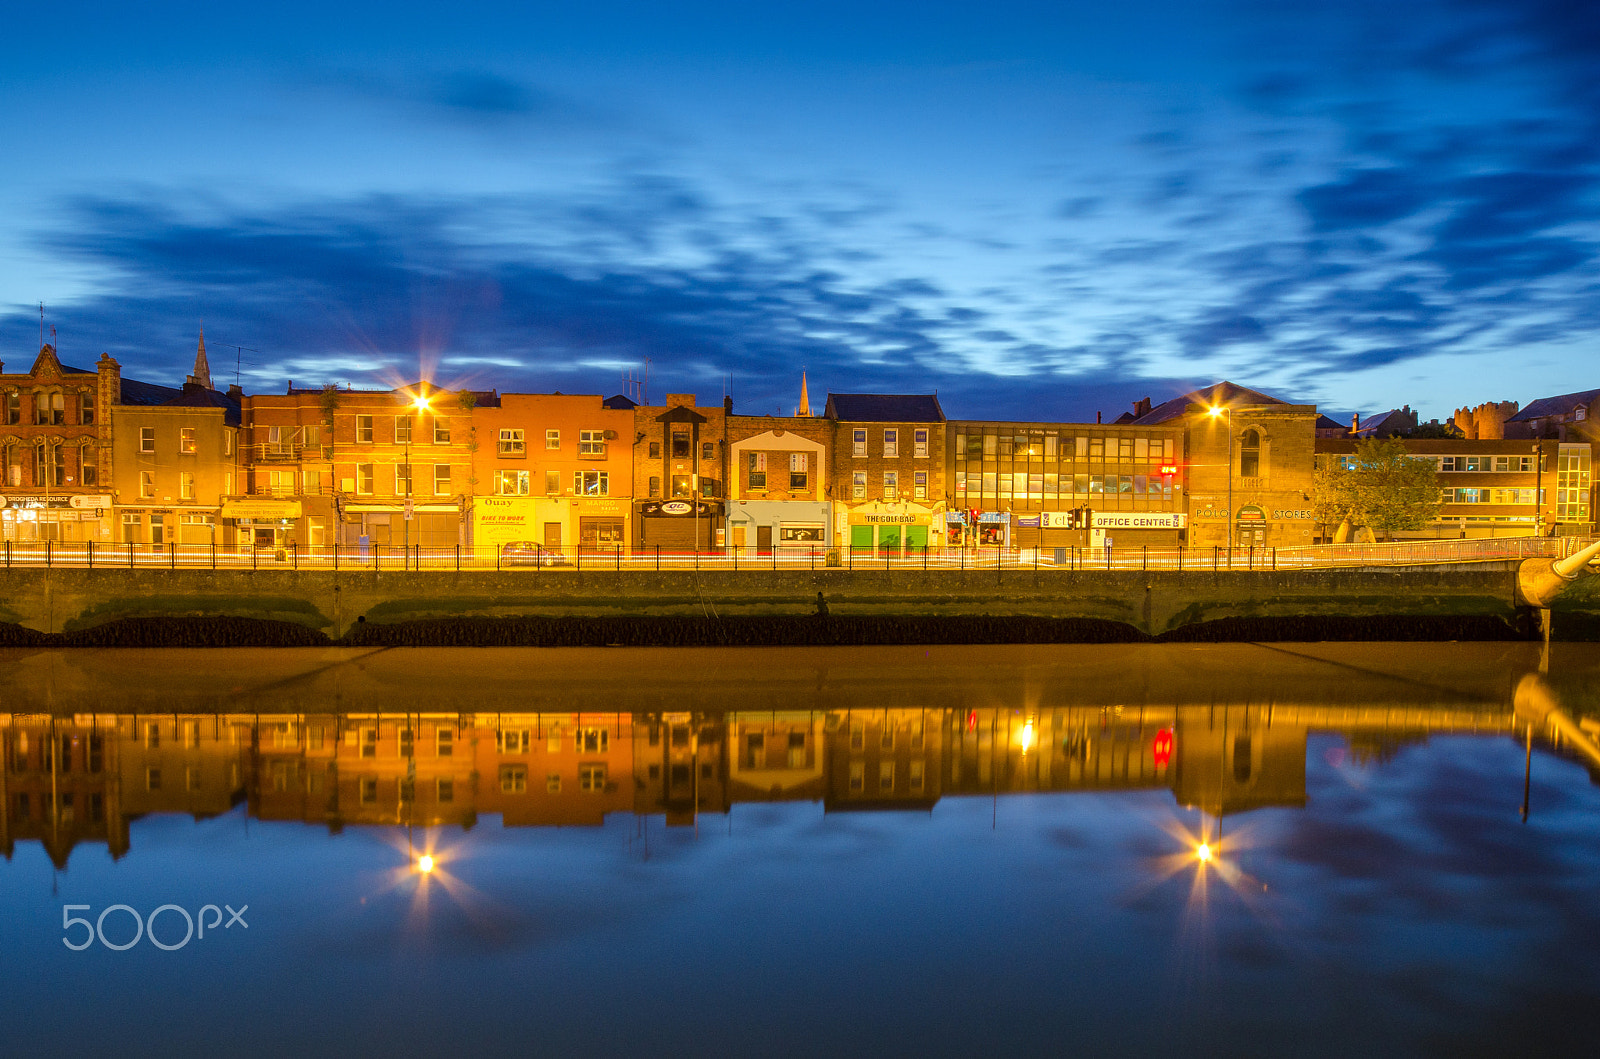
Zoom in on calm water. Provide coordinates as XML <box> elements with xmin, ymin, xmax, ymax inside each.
<box><xmin>4</xmin><ymin>643</ymin><xmax>1600</xmax><ymax>1058</ymax></box>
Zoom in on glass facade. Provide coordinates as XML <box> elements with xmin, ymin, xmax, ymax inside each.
<box><xmin>1555</xmin><ymin>444</ymin><xmax>1592</xmax><ymax>523</ymax></box>
<box><xmin>951</xmin><ymin>425</ymin><xmax>1179</xmax><ymax>511</ymax></box>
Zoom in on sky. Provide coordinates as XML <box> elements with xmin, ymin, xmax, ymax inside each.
<box><xmin>1</xmin><ymin>0</ymin><xmax>1597</xmax><ymax>422</ymax></box>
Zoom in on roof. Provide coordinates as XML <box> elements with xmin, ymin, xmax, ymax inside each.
<box><xmin>119</xmin><ymin>377</ymin><xmax>182</xmax><ymax>406</ymax></box>
<box><xmin>1130</xmin><ymin>381</ymin><xmax>1292</xmax><ymax>425</ymax></box>
<box><xmin>1507</xmin><ymin>388</ymin><xmax>1600</xmax><ymax>422</ymax></box>
<box><xmin>824</xmin><ymin>393</ymin><xmax>945</xmax><ymax>422</ymax></box>
<box><xmin>602</xmin><ymin>393</ymin><xmax>638</xmax><ymax>410</ymax></box>
<box><xmin>1314</xmin><ymin>414</ymin><xmax>1345</xmax><ymax>431</ymax></box>
<box><xmin>1352</xmin><ymin>408</ymin><xmax>1413</xmax><ymax>437</ymax></box>
<box><xmin>162</xmin><ymin>382</ymin><xmax>242</xmax><ymax>426</ymax></box>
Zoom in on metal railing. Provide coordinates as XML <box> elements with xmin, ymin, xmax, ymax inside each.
<box><xmin>0</xmin><ymin>535</ymin><xmax>1590</xmax><ymax>573</ymax></box>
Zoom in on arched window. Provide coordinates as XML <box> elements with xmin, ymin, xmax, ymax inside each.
<box><xmin>1239</xmin><ymin>429</ymin><xmax>1261</xmax><ymax>477</ymax></box>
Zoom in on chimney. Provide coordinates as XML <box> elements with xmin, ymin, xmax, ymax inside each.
<box><xmin>1351</xmin><ymin>412</ymin><xmax>1360</xmax><ymax>433</ymax></box>
<box><xmin>723</xmin><ymin>394</ymin><xmax>733</xmax><ymax>414</ymax></box>
<box><xmin>1132</xmin><ymin>396</ymin><xmax>1152</xmax><ymax>419</ymax></box>
<box><xmin>1096</xmin><ymin>411</ymin><xmax>1102</xmax><ymax>424</ymax></box>
<box><xmin>227</xmin><ymin>384</ymin><xmax>243</xmax><ymax>399</ymax></box>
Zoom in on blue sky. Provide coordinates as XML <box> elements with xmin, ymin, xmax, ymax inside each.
<box><xmin>2</xmin><ymin>0</ymin><xmax>1597</xmax><ymax>421</ymax></box>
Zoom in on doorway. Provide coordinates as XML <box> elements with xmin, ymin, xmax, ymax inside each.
<box><xmin>543</xmin><ymin>522</ymin><xmax>563</xmax><ymax>549</ymax></box>
<box><xmin>756</xmin><ymin>525</ymin><xmax>772</xmax><ymax>556</ymax></box>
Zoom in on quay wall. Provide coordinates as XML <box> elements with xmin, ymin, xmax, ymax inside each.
<box><xmin>1</xmin><ymin>562</ymin><xmax>1591</xmax><ymax>643</ymax></box>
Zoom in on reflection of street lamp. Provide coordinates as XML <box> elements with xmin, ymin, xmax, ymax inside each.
<box><xmin>405</xmin><ymin>390</ymin><xmax>431</xmax><ymax>562</ymax></box>
<box><xmin>1208</xmin><ymin>405</ymin><xmax>1233</xmax><ymax>562</ymax></box>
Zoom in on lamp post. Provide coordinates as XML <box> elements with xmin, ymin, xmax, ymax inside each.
<box><xmin>1209</xmin><ymin>405</ymin><xmax>1233</xmax><ymax>563</ymax></box>
<box><xmin>405</xmin><ymin>389</ymin><xmax>431</xmax><ymax>564</ymax></box>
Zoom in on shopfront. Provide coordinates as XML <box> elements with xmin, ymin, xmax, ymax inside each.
<box><xmin>1090</xmin><ymin>511</ymin><xmax>1186</xmax><ymax>549</ymax></box>
<box><xmin>343</xmin><ymin>503</ymin><xmax>460</xmax><ymax>552</ymax></box>
<box><xmin>0</xmin><ymin>494</ymin><xmax>113</xmax><ymax>543</ymax></box>
<box><xmin>728</xmin><ymin>499</ymin><xmax>831</xmax><ymax>555</ymax></box>
<box><xmin>945</xmin><ymin>509</ymin><xmax>1008</xmax><ymax>549</ymax></box>
<box><xmin>575</xmin><ymin>497</ymin><xmax>630</xmax><ymax>552</ymax></box>
<box><xmin>841</xmin><ymin>501</ymin><xmax>942</xmax><ymax>555</ymax></box>
<box><xmin>221</xmin><ymin>499</ymin><xmax>303</xmax><ymax>549</ymax></box>
<box><xmin>638</xmin><ymin>499</ymin><xmax>724</xmax><ymax>553</ymax></box>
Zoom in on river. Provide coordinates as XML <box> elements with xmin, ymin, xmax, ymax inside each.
<box><xmin>3</xmin><ymin>643</ymin><xmax>1599</xmax><ymax>1056</ymax></box>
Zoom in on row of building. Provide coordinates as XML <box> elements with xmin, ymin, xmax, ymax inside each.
<box><xmin>1</xmin><ymin>335</ymin><xmax>1595</xmax><ymax>555</ymax></box>
<box><xmin>8</xmin><ymin>702</ymin><xmax>1508</xmax><ymax>865</ymax></box>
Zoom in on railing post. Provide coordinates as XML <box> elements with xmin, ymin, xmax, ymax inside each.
<box><xmin>1272</xmin><ymin>546</ymin><xmax>1277</xmax><ymax>571</ymax></box>
<box><xmin>87</xmin><ymin>540</ymin><xmax>94</xmax><ymax>569</ymax></box>
<box><xmin>4</xmin><ymin>540</ymin><xmax>9</xmax><ymax>568</ymax></box>
<box><xmin>333</xmin><ymin>540</ymin><xmax>339</xmax><ymax>571</ymax></box>
<box><xmin>46</xmin><ymin>540</ymin><xmax>51</xmax><ymax>568</ymax></box>
<box><xmin>577</xmin><ymin>544</ymin><xmax>582</xmax><ymax>571</ymax></box>
<box><xmin>1141</xmin><ymin>544</ymin><xmax>1147</xmax><ymax>571</ymax></box>
<box><xmin>293</xmin><ymin>543</ymin><xmax>299</xmax><ymax>570</ymax></box>
<box><xmin>457</xmin><ymin>544</ymin><xmax>461</xmax><ymax>572</ymax></box>
<box><xmin>210</xmin><ymin>542</ymin><xmax>216</xmax><ymax>570</ymax></box>
<box><xmin>253</xmin><ymin>543</ymin><xmax>258</xmax><ymax>570</ymax></box>
<box><xmin>1212</xmin><ymin>545</ymin><xmax>1218</xmax><ymax>571</ymax></box>
<box><xmin>615</xmin><ymin>545</ymin><xmax>620</xmax><ymax>571</ymax></box>
<box><xmin>656</xmin><ymin>545</ymin><xmax>660</xmax><ymax>572</ymax></box>
<box><xmin>1106</xmin><ymin>544</ymin><xmax>1112</xmax><ymax>571</ymax></box>
<box><xmin>168</xmin><ymin>542</ymin><xmax>174</xmax><ymax>569</ymax></box>
<box><xmin>129</xmin><ymin>541</ymin><xmax>134</xmax><ymax>568</ymax></box>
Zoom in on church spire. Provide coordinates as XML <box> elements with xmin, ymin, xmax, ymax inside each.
<box><xmin>188</xmin><ymin>327</ymin><xmax>212</xmax><ymax>389</ymax></box>
<box><xmin>796</xmin><ymin>371</ymin><xmax>812</xmax><ymax>417</ymax></box>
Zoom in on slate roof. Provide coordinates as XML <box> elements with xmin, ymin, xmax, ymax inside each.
<box><xmin>1130</xmin><ymin>381</ymin><xmax>1292</xmax><ymax>425</ymax></box>
<box><xmin>824</xmin><ymin>393</ymin><xmax>945</xmax><ymax>422</ymax></box>
<box><xmin>602</xmin><ymin>394</ymin><xmax>638</xmax><ymax>410</ymax></box>
<box><xmin>1314</xmin><ymin>414</ymin><xmax>1346</xmax><ymax>432</ymax></box>
<box><xmin>1506</xmin><ymin>388</ymin><xmax>1600</xmax><ymax>423</ymax></box>
<box><xmin>119</xmin><ymin>377</ymin><xmax>182</xmax><ymax>406</ymax></box>
<box><xmin>163</xmin><ymin>382</ymin><xmax>242</xmax><ymax>426</ymax></box>
<box><xmin>1352</xmin><ymin>408</ymin><xmax>1413</xmax><ymax>437</ymax></box>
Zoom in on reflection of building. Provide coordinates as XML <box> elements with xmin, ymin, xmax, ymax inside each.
<box><xmin>1</xmin><ymin>716</ymin><xmax>126</xmax><ymax>866</ymax></box>
<box><xmin>825</xmin><ymin>708</ymin><xmax>940</xmax><ymax>811</ymax></box>
<box><xmin>468</xmin><ymin>393</ymin><xmax>637</xmax><ymax>558</ymax></box>
<box><xmin>5</xmin><ymin>701</ymin><xmax>1555</xmax><ymax>859</ymax></box>
<box><xmin>825</xmin><ymin>393</ymin><xmax>946</xmax><ymax>555</ymax></box>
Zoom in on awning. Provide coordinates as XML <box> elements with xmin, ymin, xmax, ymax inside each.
<box><xmin>221</xmin><ymin>499</ymin><xmax>304</xmax><ymax>519</ymax></box>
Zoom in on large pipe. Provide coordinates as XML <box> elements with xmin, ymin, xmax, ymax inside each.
<box><xmin>1515</xmin><ymin>537</ymin><xmax>1600</xmax><ymax>609</ymax></box>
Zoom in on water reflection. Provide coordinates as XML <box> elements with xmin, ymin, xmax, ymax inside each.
<box><xmin>7</xmin><ymin>685</ymin><xmax>1595</xmax><ymax>866</ymax></box>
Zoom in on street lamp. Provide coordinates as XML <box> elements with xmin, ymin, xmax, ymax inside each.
<box><xmin>405</xmin><ymin>389</ymin><xmax>432</xmax><ymax>564</ymax></box>
<box><xmin>1208</xmin><ymin>405</ymin><xmax>1233</xmax><ymax>563</ymax></box>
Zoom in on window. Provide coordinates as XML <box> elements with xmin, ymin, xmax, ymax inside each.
<box><xmin>497</xmin><ymin>470</ymin><xmax>530</xmax><ymax>494</ymax></box>
<box><xmin>394</xmin><ymin>463</ymin><xmax>411</xmax><ymax>496</ymax></box>
<box><xmin>356</xmin><ymin>463</ymin><xmax>374</xmax><ymax>495</ymax></box>
<box><xmin>577</xmin><ymin>728</ymin><xmax>609</xmax><ymax>753</ymax></box>
<box><xmin>432</xmin><ymin>417</ymin><xmax>450</xmax><ymax>444</ymax></box>
<box><xmin>880</xmin><ymin>727</ymin><xmax>894</xmax><ymax>751</ymax></box>
<box><xmin>672</xmin><ymin>474</ymin><xmax>692</xmax><ymax>497</ymax></box>
<box><xmin>140</xmin><ymin>470</ymin><xmax>155</xmax><ymax>498</ymax></box>
<box><xmin>579</xmin><ymin>429</ymin><xmax>606</xmax><ymax>457</ymax></box>
<box><xmin>356</xmin><ymin>415</ymin><xmax>373</xmax><ymax>443</ymax></box>
<box><xmin>545</xmin><ymin>470</ymin><xmax>561</xmax><ymax>494</ymax></box>
<box><xmin>852</xmin><ymin>429</ymin><xmax>867</xmax><ymax>457</ymax></box>
<box><xmin>176</xmin><ymin>426</ymin><xmax>196</xmax><ymax>454</ymax></box>
<box><xmin>80</xmin><ymin>391</ymin><xmax>95</xmax><ymax>425</ymax></box>
<box><xmin>498</xmin><ymin>730</ymin><xmax>529</xmax><ymax>753</ymax></box>
<box><xmin>4</xmin><ymin>392</ymin><xmax>19</xmax><ymax>425</ymax></box>
<box><xmin>140</xmin><ymin>427</ymin><xmax>156</xmax><ymax>453</ymax></box>
<box><xmin>879</xmin><ymin>762</ymin><xmax>894</xmax><ymax>792</ymax></box>
<box><xmin>853</xmin><ymin>471</ymin><xmax>867</xmax><ymax>499</ymax></box>
<box><xmin>433</xmin><ymin>464</ymin><xmax>451</xmax><ymax>495</ymax></box>
<box><xmin>849</xmin><ymin>761</ymin><xmax>865</xmax><ymax>793</ymax></box>
<box><xmin>437</xmin><ymin>778</ymin><xmax>454</xmax><ymax>802</ymax></box>
<box><xmin>648</xmin><ymin>441</ymin><xmax>661</xmax><ymax>459</ymax></box>
<box><xmin>579</xmin><ymin>764</ymin><xmax>607</xmax><ymax>792</ymax></box>
<box><xmin>883</xmin><ymin>429</ymin><xmax>899</xmax><ymax>458</ymax></box>
<box><xmin>748</xmin><ymin>452</ymin><xmax>767</xmax><ymax>489</ymax></box>
<box><xmin>394</xmin><ymin>415</ymin><xmax>412</xmax><ymax>444</ymax></box>
<box><xmin>399</xmin><ymin>728</ymin><xmax>414</xmax><ymax>758</ymax></box>
<box><xmin>360</xmin><ymin>778</ymin><xmax>377</xmax><ymax>803</ymax></box>
<box><xmin>574</xmin><ymin>470</ymin><xmax>609</xmax><ymax>496</ymax></box>
<box><xmin>546</xmin><ymin>774</ymin><xmax>562</xmax><ymax>793</ymax></box>
<box><xmin>1089</xmin><ymin>438</ymin><xmax>1104</xmax><ymax>459</ymax></box>
<box><xmin>303</xmin><ymin>425</ymin><xmax>320</xmax><ymax>448</ymax></box>
<box><xmin>498</xmin><ymin>428</ymin><xmax>525</xmax><ymax>455</ymax></box>
<box><xmin>790</xmin><ymin>451</ymin><xmax>807</xmax><ymax>490</ymax></box>
<box><xmin>913</xmin><ymin>428</ymin><xmax>929</xmax><ymax>458</ymax></box>
<box><xmin>437</xmin><ymin>728</ymin><xmax>453</xmax><ymax>757</ymax></box>
<box><xmin>910</xmin><ymin>761</ymin><xmax>925</xmax><ymax>791</ymax></box>
<box><xmin>914</xmin><ymin>470</ymin><xmax>928</xmax><ymax>499</ymax></box>
<box><xmin>545</xmin><ymin>429</ymin><xmax>560</xmax><ymax>450</ymax></box>
<box><xmin>702</xmin><ymin>441</ymin><xmax>715</xmax><ymax>462</ymax></box>
<box><xmin>884</xmin><ymin>470</ymin><xmax>899</xmax><ymax>500</ymax></box>
<box><xmin>179</xmin><ymin>472</ymin><xmax>195</xmax><ymax>501</ymax></box>
<box><xmin>79</xmin><ymin>444</ymin><xmax>97</xmax><ymax>486</ymax></box>
<box><xmin>36</xmin><ymin>391</ymin><xmax>64</xmax><ymax>425</ymax></box>
<box><xmin>499</xmin><ymin>765</ymin><xmax>527</xmax><ymax>793</ymax></box>
<box><xmin>1239</xmin><ymin>429</ymin><xmax>1261</xmax><ymax>477</ymax></box>
<box><xmin>648</xmin><ymin>476</ymin><xmax>661</xmax><ymax>497</ymax></box>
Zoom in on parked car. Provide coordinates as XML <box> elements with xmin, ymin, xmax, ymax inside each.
<box><xmin>499</xmin><ymin>541</ymin><xmax>568</xmax><ymax>566</ymax></box>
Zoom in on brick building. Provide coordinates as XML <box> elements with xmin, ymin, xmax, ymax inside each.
<box><xmin>726</xmin><ymin>380</ymin><xmax>834</xmax><ymax>555</ymax></box>
<box><xmin>825</xmin><ymin>393</ymin><xmax>946</xmax><ymax>555</ymax></box>
<box><xmin>631</xmin><ymin>394</ymin><xmax>729</xmax><ymax>552</ymax></box>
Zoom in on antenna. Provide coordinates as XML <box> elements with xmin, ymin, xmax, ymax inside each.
<box><xmin>643</xmin><ymin>357</ymin><xmax>651</xmax><ymax>405</ymax></box>
<box><xmin>39</xmin><ymin>302</ymin><xmax>44</xmax><ymax>348</ymax></box>
<box><xmin>218</xmin><ymin>343</ymin><xmax>260</xmax><ymax>388</ymax></box>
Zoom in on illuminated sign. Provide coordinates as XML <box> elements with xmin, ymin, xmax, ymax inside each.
<box><xmin>1153</xmin><ymin>728</ymin><xmax>1173</xmax><ymax>768</ymax></box>
<box><xmin>1090</xmin><ymin>513</ymin><xmax>1187</xmax><ymax>529</ymax></box>
<box><xmin>1157</xmin><ymin>464</ymin><xmax>1179</xmax><ymax>476</ymax></box>
<box><xmin>660</xmin><ymin>501</ymin><xmax>693</xmax><ymax>515</ymax></box>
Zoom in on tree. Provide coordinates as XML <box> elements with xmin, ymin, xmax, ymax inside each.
<box><xmin>318</xmin><ymin>383</ymin><xmax>342</xmax><ymax>426</ymax></box>
<box><xmin>1314</xmin><ymin>438</ymin><xmax>1441</xmax><ymax>542</ymax></box>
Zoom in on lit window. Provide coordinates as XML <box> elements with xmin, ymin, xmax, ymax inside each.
<box><xmin>545</xmin><ymin>429</ymin><xmax>560</xmax><ymax>450</ymax></box>
<box><xmin>914</xmin><ymin>470</ymin><xmax>927</xmax><ymax>499</ymax></box>
<box><xmin>497</xmin><ymin>470</ymin><xmax>530</xmax><ymax>494</ymax></box>
<box><xmin>852</xmin><ymin>471</ymin><xmax>867</xmax><ymax>499</ymax></box>
<box><xmin>180</xmin><ymin>427</ymin><xmax>197</xmax><ymax>454</ymax></box>
<box><xmin>574</xmin><ymin>470</ymin><xmax>609</xmax><ymax>496</ymax></box>
<box><xmin>702</xmin><ymin>441</ymin><xmax>715</xmax><ymax>462</ymax></box>
<box><xmin>498</xmin><ymin>429</ymin><xmax>525</xmax><ymax>455</ymax></box>
<box><xmin>748</xmin><ymin>452</ymin><xmax>767</xmax><ymax>489</ymax></box>
<box><xmin>884</xmin><ymin>470</ymin><xmax>898</xmax><ymax>500</ymax></box>
<box><xmin>579</xmin><ymin>429</ymin><xmax>606</xmax><ymax>457</ymax></box>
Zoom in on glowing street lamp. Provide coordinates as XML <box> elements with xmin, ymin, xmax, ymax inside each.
<box><xmin>404</xmin><ymin>389</ymin><xmax>432</xmax><ymax>563</ymax></box>
<box><xmin>417</xmin><ymin>854</ymin><xmax>435</xmax><ymax>873</ymax></box>
<box><xmin>1208</xmin><ymin>404</ymin><xmax>1234</xmax><ymax>562</ymax></box>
